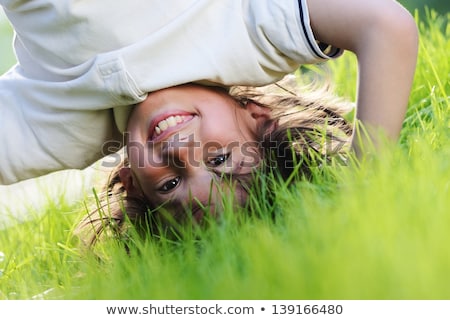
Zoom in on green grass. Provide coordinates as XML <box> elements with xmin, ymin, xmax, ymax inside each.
<box><xmin>0</xmin><ymin>12</ymin><xmax>15</xmax><ymax>74</ymax></box>
<box><xmin>0</xmin><ymin>10</ymin><xmax>449</xmax><ymax>300</ymax></box>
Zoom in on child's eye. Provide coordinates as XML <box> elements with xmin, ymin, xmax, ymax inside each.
<box><xmin>207</xmin><ymin>153</ymin><xmax>230</xmax><ymax>167</ymax></box>
<box><xmin>158</xmin><ymin>176</ymin><xmax>181</xmax><ymax>192</ymax></box>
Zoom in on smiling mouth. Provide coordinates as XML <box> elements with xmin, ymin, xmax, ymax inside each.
<box><xmin>148</xmin><ymin>113</ymin><xmax>195</xmax><ymax>142</ymax></box>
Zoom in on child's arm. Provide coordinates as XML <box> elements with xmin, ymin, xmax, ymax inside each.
<box><xmin>307</xmin><ymin>0</ymin><xmax>418</xmax><ymax>155</ymax></box>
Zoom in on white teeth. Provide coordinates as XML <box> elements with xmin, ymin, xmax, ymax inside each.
<box><xmin>158</xmin><ymin>120</ymin><xmax>169</xmax><ymax>131</ymax></box>
<box><xmin>158</xmin><ymin>120</ymin><xmax>168</xmax><ymax>131</ymax></box>
<box><xmin>166</xmin><ymin>116</ymin><xmax>177</xmax><ymax>127</ymax></box>
<box><xmin>154</xmin><ymin>115</ymin><xmax>188</xmax><ymax>136</ymax></box>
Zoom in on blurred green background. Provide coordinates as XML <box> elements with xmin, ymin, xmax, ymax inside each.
<box><xmin>399</xmin><ymin>0</ymin><xmax>449</xmax><ymax>13</ymax></box>
<box><xmin>0</xmin><ymin>0</ymin><xmax>449</xmax><ymax>74</ymax></box>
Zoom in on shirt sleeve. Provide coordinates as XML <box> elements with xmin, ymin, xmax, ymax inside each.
<box><xmin>297</xmin><ymin>0</ymin><xmax>343</xmax><ymax>59</ymax></box>
<box><xmin>242</xmin><ymin>0</ymin><xmax>342</xmax><ymax>67</ymax></box>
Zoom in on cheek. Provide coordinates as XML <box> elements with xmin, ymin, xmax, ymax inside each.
<box><xmin>128</xmin><ymin>143</ymin><xmax>170</xmax><ymax>171</ymax></box>
<box><xmin>126</xmin><ymin>128</ymin><xmax>147</xmax><ymax>168</ymax></box>
<box><xmin>127</xmin><ymin>146</ymin><xmax>147</xmax><ymax>170</ymax></box>
<box><xmin>200</xmin><ymin>109</ymin><xmax>246</xmax><ymax>142</ymax></box>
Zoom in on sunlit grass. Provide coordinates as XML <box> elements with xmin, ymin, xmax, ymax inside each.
<box><xmin>0</xmin><ymin>12</ymin><xmax>15</xmax><ymax>73</ymax></box>
<box><xmin>0</xmin><ymin>10</ymin><xmax>448</xmax><ymax>300</ymax></box>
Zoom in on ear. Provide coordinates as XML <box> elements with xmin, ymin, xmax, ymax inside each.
<box><xmin>246</xmin><ymin>101</ymin><xmax>271</xmax><ymax>121</ymax></box>
<box><xmin>119</xmin><ymin>167</ymin><xmax>143</xmax><ymax>197</ymax></box>
<box><xmin>245</xmin><ymin>101</ymin><xmax>277</xmax><ymax>135</ymax></box>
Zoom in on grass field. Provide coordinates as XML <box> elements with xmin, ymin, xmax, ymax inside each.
<box><xmin>0</xmin><ymin>9</ymin><xmax>449</xmax><ymax>300</ymax></box>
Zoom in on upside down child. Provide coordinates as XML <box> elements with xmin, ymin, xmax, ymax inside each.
<box><xmin>0</xmin><ymin>0</ymin><xmax>418</xmax><ymax>241</ymax></box>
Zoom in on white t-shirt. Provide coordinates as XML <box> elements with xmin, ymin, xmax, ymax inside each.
<box><xmin>0</xmin><ymin>0</ymin><xmax>341</xmax><ymax>184</ymax></box>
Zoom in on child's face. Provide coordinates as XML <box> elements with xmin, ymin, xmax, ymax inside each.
<box><xmin>124</xmin><ymin>84</ymin><xmax>269</xmax><ymax>220</ymax></box>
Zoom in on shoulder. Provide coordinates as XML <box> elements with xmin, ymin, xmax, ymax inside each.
<box><xmin>242</xmin><ymin>0</ymin><xmax>342</xmax><ymax>63</ymax></box>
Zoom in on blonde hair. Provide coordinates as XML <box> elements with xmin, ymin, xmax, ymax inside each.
<box><xmin>76</xmin><ymin>80</ymin><xmax>353</xmax><ymax>247</ymax></box>
<box><xmin>231</xmin><ymin>80</ymin><xmax>353</xmax><ymax>180</ymax></box>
